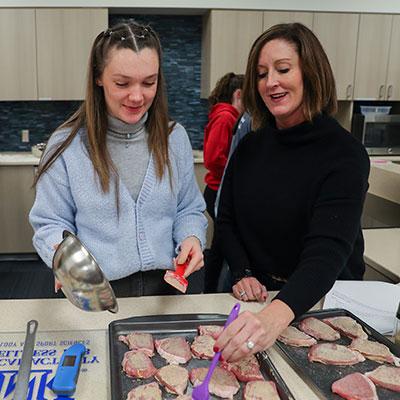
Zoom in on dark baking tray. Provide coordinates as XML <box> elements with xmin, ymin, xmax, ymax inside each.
<box><xmin>275</xmin><ymin>308</ymin><xmax>400</xmax><ymax>400</ymax></box>
<box><xmin>109</xmin><ymin>313</ymin><xmax>295</xmax><ymax>400</ymax></box>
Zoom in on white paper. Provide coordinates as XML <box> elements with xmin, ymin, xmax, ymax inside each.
<box><xmin>323</xmin><ymin>280</ymin><xmax>400</xmax><ymax>335</ymax></box>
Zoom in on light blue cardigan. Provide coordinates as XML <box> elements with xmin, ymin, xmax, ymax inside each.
<box><xmin>29</xmin><ymin>123</ymin><xmax>207</xmax><ymax>280</ymax></box>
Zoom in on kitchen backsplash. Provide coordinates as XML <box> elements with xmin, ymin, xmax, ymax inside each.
<box><xmin>0</xmin><ymin>14</ymin><xmax>208</xmax><ymax>152</ymax></box>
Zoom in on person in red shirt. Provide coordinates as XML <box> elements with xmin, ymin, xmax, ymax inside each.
<box><xmin>203</xmin><ymin>72</ymin><xmax>244</xmax><ymax>292</ymax></box>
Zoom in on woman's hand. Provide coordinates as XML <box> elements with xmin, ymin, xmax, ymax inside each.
<box><xmin>176</xmin><ymin>236</ymin><xmax>204</xmax><ymax>277</ymax></box>
<box><xmin>214</xmin><ymin>300</ymin><xmax>295</xmax><ymax>362</ymax></box>
<box><xmin>233</xmin><ymin>277</ymin><xmax>268</xmax><ymax>303</ymax></box>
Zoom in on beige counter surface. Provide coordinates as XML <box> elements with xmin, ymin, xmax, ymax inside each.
<box><xmin>0</xmin><ymin>151</ymin><xmax>40</xmax><ymax>166</ymax></box>
<box><xmin>369</xmin><ymin>159</ymin><xmax>400</xmax><ymax>203</ymax></box>
<box><xmin>363</xmin><ymin>228</ymin><xmax>400</xmax><ymax>283</ymax></box>
<box><xmin>0</xmin><ymin>293</ymin><xmax>321</xmax><ymax>400</ymax></box>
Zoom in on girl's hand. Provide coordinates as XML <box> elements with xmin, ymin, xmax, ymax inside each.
<box><xmin>175</xmin><ymin>236</ymin><xmax>204</xmax><ymax>277</ymax></box>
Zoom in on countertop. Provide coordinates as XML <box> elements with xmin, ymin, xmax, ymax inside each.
<box><xmin>369</xmin><ymin>157</ymin><xmax>400</xmax><ymax>203</ymax></box>
<box><xmin>363</xmin><ymin>228</ymin><xmax>400</xmax><ymax>283</ymax></box>
<box><xmin>0</xmin><ymin>293</ymin><xmax>321</xmax><ymax>400</ymax></box>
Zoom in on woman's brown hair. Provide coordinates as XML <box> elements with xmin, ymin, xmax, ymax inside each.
<box><xmin>34</xmin><ymin>21</ymin><xmax>172</xmax><ymax>192</ymax></box>
<box><xmin>208</xmin><ymin>72</ymin><xmax>244</xmax><ymax>109</ymax></box>
<box><xmin>243</xmin><ymin>23</ymin><xmax>337</xmax><ymax>130</ymax></box>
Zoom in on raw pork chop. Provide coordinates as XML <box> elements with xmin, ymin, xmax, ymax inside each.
<box><xmin>323</xmin><ymin>316</ymin><xmax>368</xmax><ymax>339</ymax></box>
<box><xmin>122</xmin><ymin>350</ymin><xmax>157</xmax><ymax>379</ymax></box>
<box><xmin>222</xmin><ymin>354</ymin><xmax>264</xmax><ymax>382</ymax></box>
<box><xmin>308</xmin><ymin>343</ymin><xmax>365</xmax><ymax>366</ymax></box>
<box><xmin>349</xmin><ymin>338</ymin><xmax>400</xmax><ymax>365</ymax></box>
<box><xmin>243</xmin><ymin>380</ymin><xmax>280</xmax><ymax>400</ymax></box>
<box><xmin>331</xmin><ymin>372</ymin><xmax>378</xmax><ymax>400</ymax></box>
<box><xmin>155</xmin><ymin>336</ymin><xmax>191</xmax><ymax>364</ymax></box>
<box><xmin>155</xmin><ymin>364</ymin><xmax>189</xmax><ymax>395</ymax></box>
<box><xmin>191</xmin><ymin>335</ymin><xmax>215</xmax><ymax>359</ymax></box>
<box><xmin>278</xmin><ymin>325</ymin><xmax>317</xmax><ymax>347</ymax></box>
<box><xmin>299</xmin><ymin>317</ymin><xmax>340</xmax><ymax>341</ymax></box>
<box><xmin>118</xmin><ymin>332</ymin><xmax>154</xmax><ymax>356</ymax></box>
<box><xmin>198</xmin><ymin>325</ymin><xmax>223</xmax><ymax>338</ymax></box>
<box><xmin>126</xmin><ymin>382</ymin><xmax>161</xmax><ymax>400</ymax></box>
<box><xmin>365</xmin><ymin>365</ymin><xmax>400</xmax><ymax>393</ymax></box>
<box><xmin>190</xmin><ymin>366</ymin><xmax>240</xmax><ymax>399</ymax></box>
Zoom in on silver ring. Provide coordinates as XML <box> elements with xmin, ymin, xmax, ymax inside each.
<box><xmin>239</xmin><ymin>290</ymin><xmax>246</xmax><ymax>297</ymax></box>
<box><xmin>246</xmin><ymin>340</ymin><xmax>255</xmax><ymax>350</ymax></box>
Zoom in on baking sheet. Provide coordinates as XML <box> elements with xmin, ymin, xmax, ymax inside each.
<box><xmin>275</xmin><ymin>308</ymin><xmax>400</xmax><ymax>400</ymax></box>
<box><xmin>109</xmin><ymin>313</ymin><xmax>294</xmax><ymax>400</ymax></box>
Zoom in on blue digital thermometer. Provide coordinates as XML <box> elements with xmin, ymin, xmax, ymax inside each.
<box><xmin>52</xmin><ymin>343</ymin><xmax>86</xmax><ymax>396</ymax></box>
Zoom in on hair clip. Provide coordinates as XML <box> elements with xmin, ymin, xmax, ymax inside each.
<box><xmin>120</xmin><ymin>36</ymin><xmax>126</xmax><ymax>41</ymax></box>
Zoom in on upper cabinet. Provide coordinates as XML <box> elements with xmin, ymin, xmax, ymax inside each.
<box><xmin>0</xmin><ymin>9</ymin><xmax>38</xmax><ymax>100</ymax></box>
<box><xmin>313</xmin><ymin>13</ymin><xmax>359</xmax><ymax>100</ymax></box>
<box><xmin>263</xmin><ymin>11</ymin><xmax>313</xmax><ymax>30</ymax></box>
<box><xmin>354</xmin><ymin>14</ymin><xmax>393</xmax><ymax>100</ymax></box>
<box><xmin>36</xmin><ymin>8</ymin><xmax>108</xmax><ymax>100</ymax></box>
<box><xmin>201</xmin><ymin>10</ymin><xmax>263</xmax><ymax>97</ymax></box>
<box><xmin>386</xmin><ymin>15</ymin><xmax>400</xmax><ymax>101</ymax></box>
<box><xmin>0</xmin><ymin>8</ymin><xmax>107</xmax><ymax>101</ymax></box>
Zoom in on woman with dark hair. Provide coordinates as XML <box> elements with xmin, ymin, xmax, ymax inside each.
<box><xmin>203</xmin><ymin>72</ymin><xmax>244</xmax><ymax>292</ymax></box>
<box><xmin>29</xmin><ymin>21</ymin><xmax>207</xmax><ymax>297</ymax></box>
<box><xmin>214</xmin><ymin>23</ymin><xmax>369</xmax><ymax>360</ymax></box>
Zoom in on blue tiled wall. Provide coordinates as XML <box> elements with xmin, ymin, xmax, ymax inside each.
<box><xmin>0</xmin><ymin>14</ymin><xmax>208</xmax><ymax>152</ymax></box>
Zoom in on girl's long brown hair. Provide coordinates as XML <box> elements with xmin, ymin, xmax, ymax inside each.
<box><xmin>34</xmin><ymin>21</ymin><xmax>172</xmax><ymax>193</ymax></box>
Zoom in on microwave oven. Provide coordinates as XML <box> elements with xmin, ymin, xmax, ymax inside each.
<box><xmin>351</xmin><ymin>114</ymin><xmax>400</xmax><ymax>155</ymax></box>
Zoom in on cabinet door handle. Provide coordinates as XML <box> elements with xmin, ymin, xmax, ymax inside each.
<box><xmin>379</xmin><ymin>84</ymin><xmax>385</xmax><ymax>99</ymax></box>
<box><xmin>346</xmin><ymin>84</ymin><xmax>352</xmax><ymax>99</ymax></box>
<box><xmin>387</xmin><ymin>84</ymin><xmax>393</xmax><ymax>99</ymax></box>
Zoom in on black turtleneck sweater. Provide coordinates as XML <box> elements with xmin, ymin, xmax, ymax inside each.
<box><xmin>217</xmin><ymin>114</ymin><xmax>370</xmax><ymax>318</ymax></box>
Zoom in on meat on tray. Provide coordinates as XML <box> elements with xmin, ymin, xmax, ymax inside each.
<box><xmin>308</xmin><ymin>343</ymin><xmax>365</xmax><ymax>366</ymax></box>
<box><xmin>298</xmin><ymin>317</ymin><xmax>340</xmax><ymax>341</ymax></box>
<box><xmin>126</xmin><ymin>382</ymin><xmax>162</xmax><ymax>400</ymax></box>
<box><xmin>198</xmin><ymin>324</ymin><xmax>223</xmax><ymax>338</ymax></box>
<box><xmin>175</xmin><ymin>396</ymin><xmax>191</xmax><ymax>400</ymax></box>
<box><xmin>365</xmin><ymin>365</ymin><xmax>400</xmax><ymax>393</ymax></box>
<box><xmin>155</xmin><ymin>364</ymin><xmax>189</xmax><ymax>395</ymax></box>
<box><xmin>222</xmin><ymin>354</ymin><xmax>264</xmax><ymax>382</ymax></box>
<box><xmin>121</xmin><ymin>350</ymin><xmax>157</xmax><ymax>379</ymax></box>
<box><xmin>277</xmin><ymin>325</ymin><xmax>317</xmax><ymax>347</ymax></box>
<box><xmin>323</xmin><ymin>316</ymin><xmax>368</xmax><ymax>339</ymax></box>
<box><xmin>191</xmin><ymin>334</ymin><xmax>215</xmax><ymax>359</ymax></box>
<box><xmin>331</xmin><ymin>372</ymin><xmax>378</xmax><ymax>400</ymax></box>
<box><xmin>118</xmin><ymin>332</ymin><xmax>154</xmax><ymax>357</ymax></box>
<box><xmin>349</xmin><ymin>338</ymin><xmax>400</xmax><ymax>365</ymax></box>
<box><xmin>190</xmin><ymin>366</ymin><xmax>240</xmax><ymax>399</ymax></box>
<box><xmin>155</xmin><ymin>336</ymin><xmax>192</xmax><ymax>364</ymax></box>
<box><xmin>243</xmin><ymin>380</ymin><xmax>281</xmax><ymax>400</ymax></box>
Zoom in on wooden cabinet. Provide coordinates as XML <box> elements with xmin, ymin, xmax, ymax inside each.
<box><xmin>262</xmin><ymin>11</ymin><xmax>313</xmax><ymax>30</ymax></box>
<box><xmin>313</xmin><ymin>13</ymin><xmax>359</xmax><ymax>100</ymax></box>
<box><xmin>201</xmin><ymin>10</ymin><xmax>263</xmax><ymax>97</ymax></box>
<box><xmin>354</xmin><ymin>14</ymin><xmax>393</xmax><ymax>100</ymax></box>
<box><xmin>36</xmin><ymin>8</ymin><xmax>108</xmax><ymax>100</ymax></box>
<box><xmin>0</xmin><ymin>9</ymin><xmax>37</xmax><ymax>100</ymax></box>
<box><xmin>0</xmin><ymin>8</ymin><xmax>107</xmax><ymax>101</ymax></box>
<box><xmin>386</xmin><ymin>15</ymin><xmax>400</xmax><ymax>101</ymax></box>
<box><xmin>0</xmin><ymin>166</ymin><xmax>36</xmax><ymax>253</ymax></box>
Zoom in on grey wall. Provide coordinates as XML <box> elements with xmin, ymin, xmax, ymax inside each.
<box><xmin>0</xmin><ymin>14</ymin><xmax>208</xmax><ymax>152</ymax></box>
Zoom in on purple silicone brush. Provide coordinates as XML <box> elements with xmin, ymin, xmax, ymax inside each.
<box><xmin>192</xmin><ymin>303</ymin><xmax>241</xmax><ymax>400</ymax></box>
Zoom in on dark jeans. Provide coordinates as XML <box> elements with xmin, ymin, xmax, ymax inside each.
<box><xmin>110</xmin><ymin>269</ymin><xmax>179</xmax><ymax>297</ymax></box>
<box><xmin>203</xmin><ymin>185</ymin><xmax>225</xmax><ymax>293</ymax></box>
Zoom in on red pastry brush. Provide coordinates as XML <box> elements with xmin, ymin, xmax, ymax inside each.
<box><xmin>164</xmin><ymin>259</ymin><xmax>189</xmax><ymax>293</ymax></box>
